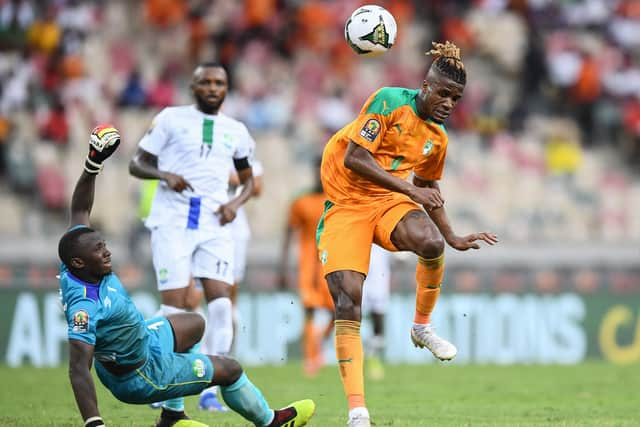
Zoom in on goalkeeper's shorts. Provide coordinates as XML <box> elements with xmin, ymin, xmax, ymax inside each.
<box><xmin>95</xmin><ymin>317</ymin><xmax>213</xmax><ymax>404</ymax></box>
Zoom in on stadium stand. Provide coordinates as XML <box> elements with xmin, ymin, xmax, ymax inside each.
<box><xmin>0</xmin><ymin>0</ymin><xmax>639</xmax><ymax>256</ymax></box>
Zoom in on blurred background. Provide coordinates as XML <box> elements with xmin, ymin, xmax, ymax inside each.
<box><xmin>0</xmin><ymin>0</ymin><xmax>639</xmax><ymax>367</ymax></box>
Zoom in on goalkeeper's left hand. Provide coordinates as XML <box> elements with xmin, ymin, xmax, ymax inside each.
<box><xmin>85</xmin><ymin>124</ymin><xmax>121</xmax><ymax>174</ymax></box>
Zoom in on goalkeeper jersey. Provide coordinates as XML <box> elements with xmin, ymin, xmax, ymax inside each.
<box><xmin>138</xmin><ymin>105</ymin><xmax>255</xmax><ymax>231</ymax></box>
<box><xmin>60</xmin><ymin>263</ymin><xmax>149</xmax><ymax>366</ymax></box>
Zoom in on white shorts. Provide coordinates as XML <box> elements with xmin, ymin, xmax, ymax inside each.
<box><xmin>233</xmin><ymin>234</ymin><xmax>249</xmax><ymax>283</ymax></box>
<box><xmin>150</xmin><ymin>226</ymin><xmax>235</xmax><ymax>291</ymax></box>
<box><xmin>229</xmin><ymin>208</ymin><xmax>251</xmax><ymax>283</ymax></box>
<box><xmin>362</xmin><ymin>244</ymin><xmax>391</xmax><ymax>314</ymax></box>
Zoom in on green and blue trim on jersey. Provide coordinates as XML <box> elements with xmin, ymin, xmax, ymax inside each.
<box><xmin>365</xmin><ymin>87</ymin><xmax>419</xmax><ymax>116</ymax></box>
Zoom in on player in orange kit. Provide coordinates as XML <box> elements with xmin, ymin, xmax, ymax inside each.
<box><xmin>317</xmin><ymin>41</ymin><xmax>498</xmax><ymax>427</ymax></box>
<box><xmin>279</xmin><ymin>160</ymin><xmax>334</xmax><ymax>377</ymax></box>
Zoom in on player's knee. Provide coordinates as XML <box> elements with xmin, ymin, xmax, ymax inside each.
<box><xmin>210</xmin><ymin>355</ymin><xmax>243</xmax><ymax>386</ymax></box>
<box><xmin>192</xmin><ymin>313</ymin><xmax>206</xmax><ymax>338</ymax></box>
<box><xmin>334</xmin><ymin>290</ymin><xmax>362</xmax><ymax>320</ymax></box>
<box><xmin>413</xmin><ymin>234</ymin><xmax>444</xmax><ymax>259</ymax></box>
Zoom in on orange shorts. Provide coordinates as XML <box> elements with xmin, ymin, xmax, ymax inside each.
<box><xmin>316</xmin><ymin>194</ymin><xmax>420</xmax><ymax>276</ymax></box>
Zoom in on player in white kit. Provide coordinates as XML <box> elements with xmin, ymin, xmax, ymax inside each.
<box><xmin>362</xmin><ymin>244</ymin><xmax>391</xmax><ymax>380</ymax></box>
<box><xmin>129</xmin><ymin>63</ymin><xmax>255</xmax><ymax>414</ymax></box>
<box><xmin>228</xmin><ymin>159</ymin><xmax>263</xmax><ymax>290</ymax></box>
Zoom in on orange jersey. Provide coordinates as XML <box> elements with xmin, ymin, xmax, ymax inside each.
<box><xmin>288</xmin><ymin>191</ymin><xmax>333</xmax><ymax>308</ymax></box>
<box><xmin>321</xmin><ymin>87</ymin><xmax>449</xmax><ymax>205</ymax></box>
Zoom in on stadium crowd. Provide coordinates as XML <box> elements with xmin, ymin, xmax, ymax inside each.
<box><xmin>0</xmin><ymin>0</ymin><xmax>639</xmax><ymax>245</ymax></box>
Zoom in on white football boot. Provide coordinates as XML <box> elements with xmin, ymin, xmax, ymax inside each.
<box><xmin>348</xmin><ymin>407</ymin><xmax>371</xmax><ymax>427</ymax></box>
<box><xmin>411</xmin><ymin>323</ymin><xmax>457</xmax><ymax>361</ymax></box>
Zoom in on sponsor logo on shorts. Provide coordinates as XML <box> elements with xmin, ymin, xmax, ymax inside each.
<box><xmin>423</xmin><ymin>140</ymin><xmax>434</xmax><ymax>155</ymax></box>
<box><xmin>360</xmin><ymin>119</ymin><xmax>381</xmax><ymax>142</ymax></box>
<box><xmin>72</xmin><ymin>310</ymin><xmax>89</xmax><ymax>333</ymax></box>
<box><xmin>193</xmin><ymin>359</ymin><xmax>206</xmax><ymax>378</ymax></box>
<box><xmin>320</xmin><ymin>250</ymin><xmax>328</xmax><ymax>265</ymax></box>
<box><xmin>158</xmin><ymin>268</ymin><xmax>168</xmax><ymax>284</ymax></box>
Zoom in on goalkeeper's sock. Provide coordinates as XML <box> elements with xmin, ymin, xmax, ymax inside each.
<box><xmin>162</xmin><ymin>398</ymin><xmax>184</xmax><ymax>412</ymax></box>
<box><xmin>414</xmin><ymin>254</ymin><xmax>444</xmax><ymax>324</ymax></box>
<box><xmin>334</xmin><ymin>320</ymin><xmax>365</xmax><ymax>410</ymax></box>
<box><xmin>220</xmin><ymin>372</ymin><xmax>274</xmax><ymax>426</ymax></box>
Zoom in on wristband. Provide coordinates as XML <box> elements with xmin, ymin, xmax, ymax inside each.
<box><xmin>84</xmin><ymin>416</ymin><xmax>105</xmax><ymax>427</ymax></box>
<box><xmin>84</xmin><ymin>157</ymin><xmax>103</xmax><ymax>174</ymax></box>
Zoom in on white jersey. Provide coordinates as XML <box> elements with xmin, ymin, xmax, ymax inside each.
<box><xmin>139</xmin><ymin>105</ymin><xmax>254</xmax><ymax>231</ymax></box>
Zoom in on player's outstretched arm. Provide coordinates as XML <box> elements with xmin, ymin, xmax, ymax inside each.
<box><xmin>413</xmin><ymin>176</ymin><xmax>498</xmax><ymax>251</ymax></box>
<box><xmin>69</xmin><ymin>339</ymin><xmax>105</xmax><ymax>427</ymax></box>
<box><xmin>70</xmin><ymin>125</ymin><xmax>121</xmax><ymax>227</ymax></box>
<box><xmin>128</xmin><ymin>147</ymin><xmax>193</xmax><ymax>192</ymax></box>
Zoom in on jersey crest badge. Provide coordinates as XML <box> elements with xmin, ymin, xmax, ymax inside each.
<box><xmin>423</xmin><ymin>140</ymin><xmax>434</xmax><ymax>155</ymax></box>
<box><xmin>360</xmin><ymin>119</ymin><xmax>381</xmax><ymax>142</ymax></box>
<box><xmin>72</xmin><ymin>310</ymin><xmax>89</xmax><ymax>333</ymax></box>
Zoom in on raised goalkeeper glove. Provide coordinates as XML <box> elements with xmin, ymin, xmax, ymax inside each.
<box><xmin>85</xmin><ymin>124</ymin><xmax>121</xmax><ymax>174</ymax></box>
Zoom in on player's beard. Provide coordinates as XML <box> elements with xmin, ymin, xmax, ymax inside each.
<box><xmin>196</xmin><ymin>95</ymin><xmax>225</xmax><ymax>115</ymax></box>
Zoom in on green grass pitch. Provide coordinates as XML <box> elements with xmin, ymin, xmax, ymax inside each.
<box><xmin>1</xmin><ymin>362</ymin><xmax>637</xmax><ymax>426</ymax></box>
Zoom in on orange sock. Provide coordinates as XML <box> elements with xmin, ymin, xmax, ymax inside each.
<box><xmin>414</xmin><ymin>254</ymin><xmax>445</xmax><ymax>325</ymax></box>
<box><xmin>334</xmin><ymin>320</ymin><xmax>365</xmax><ymax>409</ymax></box>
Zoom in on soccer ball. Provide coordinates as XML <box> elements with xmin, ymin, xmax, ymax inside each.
<box><xmin>345</xmin><ymin>5</ymin><xmax>397</xmax><ymax>57</ymax></box>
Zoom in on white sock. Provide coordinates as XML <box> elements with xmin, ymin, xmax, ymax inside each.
<box><xmin>206</xmin><ymin>297</ymin><xmax>233</xmax><ymax>356</ymax></box>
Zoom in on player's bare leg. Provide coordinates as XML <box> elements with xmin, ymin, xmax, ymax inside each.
<box><xmin>391</xmin><ymin>210</ymin><xmax>457</xmax><ymax>361</ymax></box>
<box><xmin>326</xmin><ymin>270</ymin><xmax>371</xmax><ymax>427</ymax></box>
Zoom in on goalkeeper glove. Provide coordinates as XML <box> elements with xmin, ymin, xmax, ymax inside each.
<box><xmin>85</xmin><ymin>124</ymin><xmax>121</xmax><ymax>174</ymax></box>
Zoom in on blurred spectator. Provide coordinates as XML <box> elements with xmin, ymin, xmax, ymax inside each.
<box><xmin>1</xmin><ymin>0</ymin><xmax>639</xmax><ymax>242</ymax></box>
<box><xmin>36</xmin><ymin>164</ymin><xmax>65</xmax><ymax>211</ymax></box>
<box><xmin>0</xmin><ymin>114</ymin><xmax>9</xmax><ymax>177</ymax></box>
<box><xmin>0</xmin><ymin>0</ymin><xmax>34</xmax><ymax>49</ymax></box>
<box><xmin>57</xmin><ymin>0</ymin><xmax>95</xmax><ymax>54</ymax></box>
<box><xmin>147</xmin><ymin>65</ymin><xmax>177</xmax><ymax>108</ymax></box>
<box><xmin>570</xmin><ymin>51</ymin><xmax>601</xmax><ymax>144</ymax></box>
<box><xmin>187</xmin><ymin>5</ymin><xmax>207</xmax><ymax>65</ymax></box>
<box><xmin>622</xmin><ymin>98</ymin><xmax>640</xmax><ymax>165</ymax></box>
<box><xmin>118</xmin><ymin>69</ymin><xmax>148</xmax><ymax>108</ymax></box>
<box><xmin>39</xmin><ymin>97</ymin><xmax>69</xmax><ymax>147</ymax></box>
<box><xmin>26</xmin><ymin>5</ymin><xmax>61</xmax><ymax>54</ymax></box>
<box><xmin>144</xmin><ymin>0</ymin><xmax>186</xmax><ymax>28</ymax></box>
<box><xmin>544</xmin><ymin>128</ymin><xmax>583</xmax><ymax>183</ymax></box>
<box><xmin>0</xmin><ymin>65</ymin><xmax>32</xmax><ymax>114</ymax></box>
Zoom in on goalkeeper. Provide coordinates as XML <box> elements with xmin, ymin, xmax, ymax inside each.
<box><xmin>60</xmin><ymin>125</ymin><xmax>316</xmax><ymax>427</ymax></box>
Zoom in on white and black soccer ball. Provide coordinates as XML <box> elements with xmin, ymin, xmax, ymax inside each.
<box><xmin>345</xmin><ymin>5</ymin><xmax>397</xmax><ymax>57</ymax></box>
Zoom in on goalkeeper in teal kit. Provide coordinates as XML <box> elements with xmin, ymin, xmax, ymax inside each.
<box><xmin>60</xmin><ymin>125</ymin><xmax>315</xmax><ymax>427</ymax></box>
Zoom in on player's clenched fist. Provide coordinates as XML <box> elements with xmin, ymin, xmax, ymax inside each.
<box><xmin>85</xmin><ymin>124</ymin><xmax>121</xmax><ymax>174</ymax></box>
